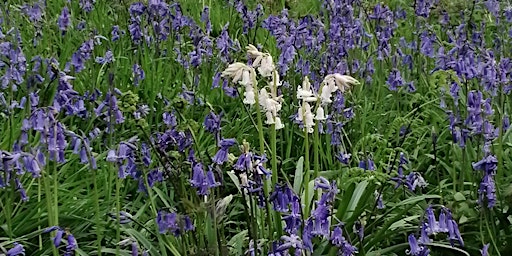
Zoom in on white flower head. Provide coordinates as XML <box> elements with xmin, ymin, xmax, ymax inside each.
<box><xmin>274</xmin><ymin>116</ymin><xmax>284</xmax><ymax>130</ymax></box>
<box><xmin>258</xmin><ymin>55</ymin><xmax>274</xmax><ymax>77</ymax></box>
<box><xmin>315</xmin><ymin>105</ymin><xmax>326</xmax><ymax>120</ymax></box>
<box><xmin>301</xmin><ymin>102</ymin><xmax>315</xmax><ymax>133</ymax></box>
<box><xmin>260</xmin><ymin>88</ymin><xmax>283</xmax><ymax>128</ymax></box>
<box><xmin>323</xmin><ymin>73</ymin><xmax>360</xmax><ymax>93</ymax></box>
<box><xmin>297</xmin><ymin>76</ymin><xmax>318</xmax><ymax>102</ymax></box>
<box><xmin>243</xmin><ymin>89</ymin><xmax>256</xmax><ymax>105</ymax></box>
<box><xmin>246</xmin><ymin>44</ymin><xmax>275</xmax><ymax>77</ymax></box>
<box><xmin>221</xmin><ymin>62</ymin><xmax>248</xmax><ymax>83</ymax></box>
<box><xmin>222</xmin><ymin>62</ymin><xmax>258</xmax><ymax>105</ymax></box>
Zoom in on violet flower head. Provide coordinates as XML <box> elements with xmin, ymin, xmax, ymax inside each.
<box><xmin>6</xmin><ymin>243</ymin><xmax>24</xmax><ymax>256</ymax></box>
<box><xmin>331</xmin><ymin>224</ymin><xmax>358</xmax><ymax>256</ymax></box>
<box><xmin>406</xmin><ymin>234</ymin><xmax>429</xmax><ymax>256</ymax></box>
<box><xmin>58</xmin><ymin>7</ymin><xmax>71</xmax><ymax>32</ymax></box>
<box><xmin>447</xmin><ymin>219</ymin><xmax>464</xmax><ymax>247</ymax></box>
<box><xmin>282</xmin><ymin>196</ymin><xmax>302</xmax><ymax>234</ymax></box>
<box><xmin>111</xmin><ymin>25</ymin><xmax>124</xmax><ymax>41</ymax></box>
<box><xmin>189</xmin><ymin>163</ymin><xmax>220</xmax><ymax>195</ymax></box>
<box><xmin>425</xmin><ymin>205</ymin><xmax>439</xmax><ymax>235</ymax></box>
<box><xmin>79</xmin><ymin>0</ymin><xmax>94</xmax><ymax>12</ymax></box>
<box><xmin>387</xmin><ymin>68</ymin><xmax>404</xmax><ymax>91</ymax></box>
<box><xmin>212</xmin><ymin>138</ymin><xmax>236</xmax><ymax>165</ymax></box>
<box><xmin>201</xmin><ymin>6</ymin><xmax>211</xmax><ymax>35</ymax></box>
<box><xmin>472</xmin><ymin>154</ymin><xmax>498</xmax><ymax>175</ymax></box>
<box><xmin>203</xmin><ymin>111</ymin><xmax>221</xmax><ymax>134</ymax></box>
<box><xmin>405</xmin><ymin>172</ymin><xmax>428</xmax><ymax>191</ymax></box>
<box><xmin>335</xmin><ymin>152</ymin><xmax>351</xmax><ymax>164</ymax></box>
<box><xmin>478</xmin><ymin>173</ymin><xmax>496</xmax><ymax>208</ymax></box>
<box><xmin>503</xmin><ymin>115</ymin><xmax>510</xmax><ymax>131</ymax></box>
<box><xmin>481</xmin><ymin>244</ymin><xmax>489</xmax><ymax>256</ymax></box>
<box><xmin>132</xmin><ymin>64</ymin><xmax>145</xmax><ymax>86</ymax></box>
<box><xmin>22</xmin><ymin>3</ymin><xmax>44</xmax><ymax>23</ymax></box>
<box><xmin>270</xmin><ymin>184</ymin><xmax>294</xmax><ymax>212</ymax></box>
<box><xmin>95</xmin><ymin>50</ymin><xmax>114</xmax><ymax>65</ymax></box>
<box><xmin>148</xmin><ymin>169</ymin><xmax>163</xmax><ymax>187</ymax></box>
<box><xmin>415</xmin><ymin>0</ymin><xmax>437</xmax><ymax>18</ymax></box>
<box><xmin>157</xmin><ymin>210</ymin><xmax>194</xmax><ymax>236</ymax></box>
<box><xmin>66</xmin><ymin>233</ymin><xmax>78</xmax><ymax>254</ymax></box>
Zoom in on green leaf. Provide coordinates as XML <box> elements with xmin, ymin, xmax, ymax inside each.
<box><xmin>453</xmin><ymin>192</ymin><xmax>466</xmax><ymax>202</ymax></box>
<box><xmin>227</xmin><ymin>230</ymin><xmax>248</xmax><ymax>255</ymax></box>
<box><xmin>293</xmin><ymin>156</ymin><xmax>304</xmax><ymax>195</ymax></box>
<box><xmin>343</xmin><ymin>180</ymin><xmax>369</xmax><ymax>221</ymax></box>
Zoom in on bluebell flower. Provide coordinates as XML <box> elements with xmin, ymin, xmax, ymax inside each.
<box><xmin>156</xmin><ymin>210</ymin><xmax>194</xmax><ymax>236</ymax></box>
<box><xmin>58</xmin><ymin>7</ymin><xmax>70</xmax><ymax>33</ymax></box>
<box><xmin>331</xmin><ymin>224</ymin><xmax>358</xmax><ymax>256</ymax></box>
<box><xmin>130</xmin><ymin>63</ymin><xmax>145</xmax><ymax>86</ymax></box>
<box><xmin>425</xmin><ymin>206</ymin><xmax>439</xmax><ymax>234</ymax></box>
<box><xmin>405</xmin><ymin>172</ymin><xmax>428</xmax><ymax>191</ymax></box>
<box><xmin>15</xmin><ymin>178</ymin><xmax>28</xmax><ymax>202</ymax></box>
<box><xmin>419</xmin><ymin>222</ymin><xmax>432</xmax><ymax>244</ymax></box>
<box><xmin>277</xmin><ymin>234</ymin><xmax>303</xmax><ymax>252</ymax></box>
<box><xmin>234</xmin><ymin>152</ymin><xmax>252</xmax><ymax>172</ymax></box>
<box><xmin>406</xmin><ymin>234</ymin><xmax>429</xmax><ymax>256</ymax></box>
<box><xmin>200</xmin><ymin>7</ymin><xmax>211</xmax><ymax>35</ymax></box>
<box><xmin>478</xmin><ymin>173</ymin><xmax>496</xmax><ymax>208</ymax></box>
<box><xmin>270</xmin><ymin>184</ymin><xmax>294</xmax><ymax>212</ymax></box>
<box><xmin>335</xmin><ymin>152</ymin><xmax>351</xmax><ymax>164</ymax></box>
<box><xmin>22</xmin><ymin>2</ymin><xmax>43</xmax><ymax>23</ymax></box>
<box><xmin>472</xmin><ymin>155</ymin><xmax>498</xmax><ymax>175</ymax></box>
<box><xmin>111</xmin><ymin>25</ymin><xmax>124</xmax><ymax>41</ymax></box>
<box><xmin>282</xmin><ymin>196</ymin><xmax>302</xmax><ymax>234</ymax></box>
<box><xmin>503</xmin><ymin>115</ymin><xmax>510</xmax><ymax>131</ymax></box>
<box><xmin>253</xmin><ymin>154</ymin><xmax>271</xmax><ymax>178</ymax></box>
<box><xmin>95</xmin><ymin>50</ymin><xmax>114</xmax><ymax>65</ymax></box>
<box><xmin>387</xmin><ymin>68</ymin><xmax>404</xmax><ymax>91</ymax></box>
<box><xmin>141</xmin><ymin>143</ymin><xmax>151</xmax><ymax>167</ymax></box>
<box><xmin>480</xmin><ymin>243</ymin><xmax>489</xmax><ymax>256</ymax></box>
<box><xmin>65</xmin><ymin>233</ymin><xmax>77</xmax><ymax>255</ymax></box>
<box><xmin>447</xmin><ymin>219</ymin><xmax>464</xmax><ymax>247</ymax></box>
<box><xmin>203</xmin><ymin>111</ymin><xmax>221</xmax><ymax>134</ymax></box>
<box><xmin>79</xmin><ymin>0</ymin><xmax>94</xmax><ymax>12</ymax></box>
<box><xmin>148</xmin><ymin>169</ymin><xmax>163</xmax><ymax>187</ymax></box>
<box><xmin>6</xmin><ymin>242</ymin><xmax>24</xmax><ymax>256</ymax></box>
<box><xmin>131</xmin><ymin>242</ymin><xmax>138</xmax><ymax>256</ymax></box>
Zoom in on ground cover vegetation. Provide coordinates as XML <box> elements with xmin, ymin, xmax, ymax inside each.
<box><xmin>0</xmin><ymin>0</ymin><xmax>512</xmax><ymax>255</ymax></box>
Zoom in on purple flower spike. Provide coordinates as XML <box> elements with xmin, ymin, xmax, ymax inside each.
<box><xmin>58</xmin><ymin>7</ymin><xmax>71</xmax><ymax>32</ymax></box>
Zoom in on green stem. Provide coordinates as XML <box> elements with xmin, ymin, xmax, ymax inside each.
<box><xmin>143</xmin><ymin>171</ymin><xmax>169</xmax><ymax>256</ymax></box>
<box><xmin>115</xmin><ymin>170</ymin><xmax>121</xmax><ymax>255</ymax></box>
<box><xmin>303</xmin><ymin>129</ymin><xmax>311</xmax><ymax>219</ymax></box>
<box><xmin>252</xmin><ymin>73</ymin><xmax>273</xmax><ymax>241</ymax></box>
<box><xmin>92</xmin><ymin>169</ymin><xmax>102</xmax><ymax>256</ymax></box>
<box><xmin>270</xmin><ymin>124</ymin><xmax>283</xmax><ymax>239</ymax></box>
<box><xmin>52</xmin><ymin>160</ymin><xmax>59</xmax><ymax>229</ymax></box>
<box><xmin>313</xmin><ymin>123</ymin><xmax>320</xmax><ymax>179</ymax></box>
<box><xmin>43</xmin><ymin>166</ymin><xmax>59</xmax><ymax>256</ymax></box>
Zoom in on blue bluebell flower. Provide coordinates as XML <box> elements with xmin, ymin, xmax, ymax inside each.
<box><xmin>6</xmin><ymin>242</ymin><xmax>24</xmax><ymax>256</ymax></box>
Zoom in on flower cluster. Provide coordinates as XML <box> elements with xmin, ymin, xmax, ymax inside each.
<box><xmin>232</xmin><ymin>141</ymin><xmax>271</xmax><ymax>208</ymax></box>
<box><xmin>407</xmin><ymin>206</ymin><xmax>464</xmax><ymax>255</ymax></box>
<box><xmin>391</xmin><ymin>152</ymin><xmax>428</xmax><ymax>192</ymax></box>
<box><xmin>296</xmin><ymin>74</ymin><xmax>359</xmax><ymax>133</ymax></box>
<box><xmin>156</xmin><ymin>210</ymin><xmax>195</xmax><ymax>236</ymax></box>
<box><xmin>44</xmin><ymin>226</ymin><xmax>78</xmax><ymax>256</ymax></box>
<box><xmin>222</xmin><ymin>45</ymin><xmax>285</xmax><ymax>129</ymax></box>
